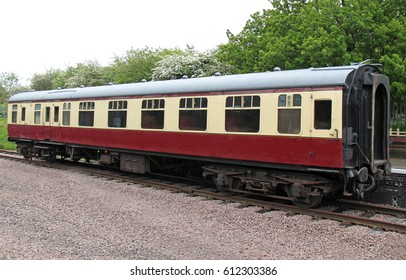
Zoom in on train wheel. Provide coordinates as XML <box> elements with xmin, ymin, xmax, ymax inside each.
<box><xmin>291</xmin><ymin>193</ymin><xmax>324</xmax><ymax>208</ymax></box>
<box><xmin>19</xmin><ymin>147</ymin><xmax>32</xmax><ymax>160</ymax></box>
<box><xmin>215</xmin><ymin>177</ymin><xmax>241</xmax><ymax>196</ymax></box>
<box><xmin>46</xmin><ymin>150</ymin><xmax>57</xmax><ymax>163</ymax></box>
<box><xmin>286</xmin><ymin>184</ymin><xmax>324</xmax><ymax>208</ymax></box>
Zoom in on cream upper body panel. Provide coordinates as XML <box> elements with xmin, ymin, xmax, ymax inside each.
<box><xmin>8</xmin><ymin>89</ymin><xmax>343</xmax><ymax>139</ymax></box>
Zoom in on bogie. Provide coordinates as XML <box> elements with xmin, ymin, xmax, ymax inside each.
<box><xmin>202</xmin><ymin>164</ymin><xmax>338</xmax><ymax>208</ymax></box>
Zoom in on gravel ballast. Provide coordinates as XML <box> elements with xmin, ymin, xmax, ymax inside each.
<box><xmin>0</xmin><ymin>159</ymin><xmax>405</xmax><ymax>259</ymax></box>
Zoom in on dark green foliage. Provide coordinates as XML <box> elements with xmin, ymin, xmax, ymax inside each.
<box><xmin>106</xmin><ymin>47</ymin><xmax>171</xmax><ymax>84</ymax></box>
<box><xmin>0</xmin><ymin>104</ymin><xmax>6</xmax><ymax>118</ymax></box>
<box><xmin>218</xmin><ymin>0</ymin><xmax>405</xmax><ymax>129</ymax></box>
<box><xmin>31</xmin><ymin>69</ymin><xmax>69</xmax><ymax>91</ymax></box>
<box><xmin>218</xmin><ymin>0</ymin><xmax>405</xmax><ymax>106</ymax></box>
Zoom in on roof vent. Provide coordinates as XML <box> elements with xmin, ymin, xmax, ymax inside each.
<box><xmin>80</xmin><ymin>85</ymin><xmax>85</xmax><ymax>88</ymax></box>
<box><xmin>273</xmin><ymin>67</ymin><xmax>281</xmax><ymax>71</ymax></box>
<box><xmin>214</xmin><ymin>72</ymin><xmax>221</xmax><ymax>76</ymax></box>
<box><xmin>107</xmin><ymin>82</ymin><xmax>114</xmax><ymax>85</ymax></box>
<box><xmin>182</xmin><ymin>75</ymin><xmax>188</xmax><ymax>79</ymax></box>
<box><xmin>141</xmin><ymin>79</ymin><xmax>147</xmax><ymax>83</ymax></box>
<box><xmin>57</xmin><ymin>87</ymin><xmax>61</xmax><ymax>90</ymax></box>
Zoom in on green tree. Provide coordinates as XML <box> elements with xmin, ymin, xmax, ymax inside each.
<box><xmin>382</xmin><ymin>54</ymin><xmax>406</xmax><ymax>106</ymax></box>
<box><xmin>0</xmin><ymin>86</ymin><xmax>7</xmax><ymax>103</ymax></box>
<box><xmin>218</xmin><ymin>0</ymin><xmax>405</xmax><ymax>104</ymax></box>
<box><xmin>0</xmin><ymin>72</ymin><xmax>20</xmax><ymax>102</ymax></box>
<box><xmin>31</xmin><ymin>73</ymin><xmax>54</xmax><ymax>91</ymax></box>
<box><xmin>106</xmin><ymin>47</ymin><xmax>174</xmax><ymax>84</ymax></box>
<box><xmin>31</xmin><ymin>69</ymin><xmax>66</xmax><ymax>91</ymax></box>
<box><xmin>28</xmin><ymin>47</ymin><xmax>187</xmax><ymax>91</ymax></box>
<box><xmin>218</xmin><ymin>10</ymin><xmax>271</xmax><ymax>73</ymax></box>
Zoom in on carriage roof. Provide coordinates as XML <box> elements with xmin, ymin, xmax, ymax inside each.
<box><xmin>9</xmin><ymin>64</ymin><xmax>378</xmax><ymax>102</ymax></box>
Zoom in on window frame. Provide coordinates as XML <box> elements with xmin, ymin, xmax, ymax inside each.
<box><xmin>141</xmin><ymin>99</ymin><xmax>165</xmax><ymax>130</ymax></box>
<box><xmin>54</xmin><ymin>106</ymin><xmax>60</xmax><ymax>123</ymax></box>
<box><xmin>62</xmin><ymin>102</ymin><xmax>71</xmax><ymax>126</ymax></box>
<box><xmin>314</xmin><ymin>99</ymin><xmax>332</xmax><ymax>130</ymax></box>
<box><xmin>11</xmin><ymin>104</ymin><xmax>17</xmax><ymax>123</ymax></box>
<box><xmin>178</xmin><ymin>97</ymin><xmax>208</xmax><ymax>131</ymax></box>
<box><xmin>108</xmin><ymin>100</ymin><xmax>128</xmax><ymax>128</ymax></box>
<box><xmin>277</xmin><ymin>94</ymin><xmax>302</xmax><ymax>135</ymax></box>
<box><xmin>21</xmin><ymin>107</ymin><xmax>26</xmax><ymax>122</ymax></box>
<box><xmin>34</xmin><ymin>104</ymin><xmax>41</xmax><ymax>124</ymax></box>
<box><xmin>225</xmin><ymin>95</ymin><xmax>261</xmax><ymax>133</ymax></box>
<box><xmin>78</xmin><ymin>101</ymin><xmax>95</xmax><ymax>127</ymax></box>
<box><xmin>44</xmin><ymin>106</ymin><xmax>51</xmax><ymax>123</ymax></box>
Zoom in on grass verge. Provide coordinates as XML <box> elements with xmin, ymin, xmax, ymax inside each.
<box><xmin>0</xmin><ymin>118</ymin><xmax>16</xmax><ymax>150</ymax></box>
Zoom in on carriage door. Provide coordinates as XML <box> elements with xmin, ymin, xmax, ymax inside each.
<box><xmin>52</xmin><ymin>105</ymin><xmax>61</xmax><ymax>141</ymax></box>
<box><xmin>43</xmin><ymin>106</ymin><xmax>52</xmax><ymax>140</ymax></box>
<box><xmin>370</xmin><ymin>73</ymin><xmax>390</xmax><ymax>173</ymax></box>
<box><xmin>310</xmin><ymin>91</ymin><xmax>340</xmax><ymax>168</ymax></box>
<box><xmin>43</xmin><ymin>105</ymin><xmax>60</xmax><ymax>141</ymax></box>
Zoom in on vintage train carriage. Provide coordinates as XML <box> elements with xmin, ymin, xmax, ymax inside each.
<box><xmin>7</xmin><ymin>63</ymin><xmax>391</xmax><ymax>207</ymax></box>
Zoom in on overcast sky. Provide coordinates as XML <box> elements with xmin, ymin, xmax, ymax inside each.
<box><xmin>1</xmin><ymin>0</ymin><xmax>271</xmax><ymax>83</ymax></box>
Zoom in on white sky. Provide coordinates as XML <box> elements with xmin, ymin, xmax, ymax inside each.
<box><xmin>0</xmin><ymin>0</ymin><xmax>271</xmax><ymax>84</ymax></box>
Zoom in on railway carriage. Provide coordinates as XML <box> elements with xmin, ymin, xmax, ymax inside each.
<box><xmin>7</xmin><ymin>62</ymin><xmax>391</xmax><ymax>207</ymax></box>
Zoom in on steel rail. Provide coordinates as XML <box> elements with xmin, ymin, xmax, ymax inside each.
<box><xmin>188</xmin><ymin>190</ymin><xmax>406</xmax><ymax>233</ymax></box>
<box><xmin>334</xmin><ymin>199</ymin><xmax>406</xmax><ymax>217</ymax></box>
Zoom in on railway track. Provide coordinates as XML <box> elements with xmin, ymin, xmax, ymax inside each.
<box><xmin>1</xmin><ymin>149</ymin><xmax>406</xmax><ymax>234</ymax></box>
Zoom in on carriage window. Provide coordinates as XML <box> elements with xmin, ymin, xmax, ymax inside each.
<box><xmin>278</xmin><ymin>94</ymin><xmax>301</xmax><ymax>134</ymax></box>
<box><xmin>225</xmin><ymin>95</ymin><xmax>260</xmax><ymax>133</ymax></box>
<box><xmin>11</xmin><ymin>105</ymin><xmax>17</xmax><ymax>123</ymax></box>
<box><xmin>108</xmin><ymin>100</ymin><xmax>127</xmax><ymax>128</ymax></box>
<box><xmin>179</xmin><ymin>97</ymin><xmax>207</xmax><ymax>131</ymax></box>
<box><xmin>45</xmin><ymin>107</ymin><xmax>50</xmax><ymax>122</ymax></box>
<box><xmin>21</xmin><ymin>107</ymin><xmax>26</xmax><ymax>122</ymax></box>
<box><xmin>54</xmin><ymin>106</ymin><xmax>59</xmax><ymax>123</ymax></box>
<box><xmin>34</xmin><ymin>104</ymin><xmax>41</xmax><ymax>124</ymax></box>
<box><xmin>141</xmin><ymin>99</ymin><xmax>165</xmax><ymax>129</ymax></box>
<box><xmin>62</xmin><ymin>103</ymin><xmax>71</xmax><ymax>126</ymax></box>
<box><xmin>314</xmin><ymin>100</ymin><xmax>332</xmax><ymax>130</ymax></box>
<box><xmin>78</xmin><ymin>102</ymin><xmax>95</xmax><ymax>127</ymax></box>
<box><xmin>278</xmin><ymin>95</ymin><xmax>286</xmax><ymax>107</ymax></box>
<box><xmin>293</xmin><ymin>94</ymin><xmax>302</xmax><ymax>106</ymax></box>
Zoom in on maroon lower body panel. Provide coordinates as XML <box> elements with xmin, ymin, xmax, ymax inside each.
<box><xmin>8</xmin><ymin>125</ymin><xmax>343</xmax><ymax>168</ymax></box>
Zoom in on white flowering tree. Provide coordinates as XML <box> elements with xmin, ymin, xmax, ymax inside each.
<box><xmin>0</xmin><ymin>72</ymin><xmax>30</xmax><ymax>102</ymax></box>
<box><xmin>63</xmin><ymin>60</ymin><xmax>109</xmax><ymax>88</ymax></box>
<box><xmin>152</xmin><ymin>49</ymin><xmax>233</xmax><ymax>81</ymax></box>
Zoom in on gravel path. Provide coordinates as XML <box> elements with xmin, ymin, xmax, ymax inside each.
<box><xmin>0</xmin><ymin>159</ymin><xmax>405</xmax><ymax>259</ymax></box>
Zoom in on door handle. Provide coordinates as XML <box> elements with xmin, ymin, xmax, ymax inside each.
<box><xmin>329</xmin><ymin>129</ymin><xmax>339</xmax><ymax>139</ymax></box>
